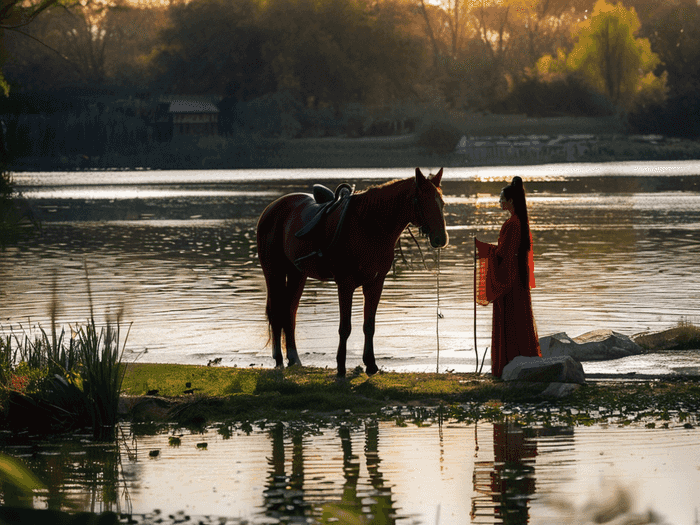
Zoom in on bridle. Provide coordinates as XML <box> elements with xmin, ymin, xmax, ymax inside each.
<box><xmin>413</xmin><ymin>180</ymin><xmax>442</xmax><ymax>238</ymax></box>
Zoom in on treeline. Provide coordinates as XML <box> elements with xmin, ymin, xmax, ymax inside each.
<box><xmin>0</xmin><ymin>0</ymin><xmax>699</xmax><ymax>166</ymax></box>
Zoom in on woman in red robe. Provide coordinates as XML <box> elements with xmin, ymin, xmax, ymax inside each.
<box><xmin>477</xmin><ymin>176</ymin><xmax>541</xmax><ymax>377</ymax></box>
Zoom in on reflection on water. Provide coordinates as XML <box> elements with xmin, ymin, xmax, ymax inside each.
<box><xmin>472</xmin><ymin>423</ymin><xmax>539</xmax><ymax>523</ymax></box>
<box><xmin>1</xmin><ymin>164</ymin><xmax>700</xmax><ymax>374</ymax></box>
<box><xmin>1</xmin><ymin>419</ymin><xmax>698</xmax><ymax>524</ymax></box>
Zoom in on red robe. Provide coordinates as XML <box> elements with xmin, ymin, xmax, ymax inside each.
<box><xmin>477</xmin><ymin>214</ymin><xmax>541</xmax><ymax>378</ymax></box>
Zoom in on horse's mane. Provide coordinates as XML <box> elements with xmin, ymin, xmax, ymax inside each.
<box><xmin>352</xmin><ymin>177</ymin><xmax>416</xmax><ymax>219</ymax></box>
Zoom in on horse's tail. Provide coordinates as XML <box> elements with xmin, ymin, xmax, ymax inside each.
<box><xmin>256</xmin><ymin>199</ymin><xmax>288</xmax><ymax>350</ymax></box>
<box><xmin>264</xmin><ymin>301</ymin><xmax>274</xmax><ymax>348</ymax></box>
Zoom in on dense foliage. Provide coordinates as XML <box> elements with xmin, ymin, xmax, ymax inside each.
<box><xmin>0</xmin><ymin>0</ymin><xmax>698</xmax><ymax>163</ymax></box>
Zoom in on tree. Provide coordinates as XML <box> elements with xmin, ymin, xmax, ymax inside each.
<box><xmin>0</xmin><ymin>0</ymin><xmax>62</xmax><ymax>94</ymax></box>
<box><xmin>260</xmin><ymin>0</ymin><xmax>423</xmax><ymax>107</ymax></box>
<box><xmin>151</xmin><ymin>0</ymin><xmax>274</xmax><ymax>96</ymax></box>
<box><xmin>625</xmin><ymin>0</ymin><xmax>700</xmax><ymax>136</ymax></box>
<box><xmin>564</xmin><ymin>0</ymin><xmax>664</xmax><ymax>109</ymax></box>
<box><xmin>634</xmin><ymin>0</ymin><xmax>700</xmax><ymax>99</ymax></box>
<box><xmin>2</xmin><ymin>0</ymin><xmax>165</xmax><ymax>90</ymax></box>
<box><xmin>508</xmin><ymin>0</ymin><xmax>595</xmax><ymax>72</ymax></box>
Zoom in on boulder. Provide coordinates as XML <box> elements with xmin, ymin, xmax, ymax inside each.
<box><xmin>539</xmin><ymin>329</ymin><xmax>642</xmax><ymax>362</ymax></box>
<box><xmin>118</xmin><ymin>395</ymin><xmax>175</xmax><ymax>421</ymax></box>
<box><xmin>501</xmin><ymin>355</ymin><xmax>585</xmax><ymax>384</ymax></box>
<box><xmin>540</xmin><ymin>382</ymin><xmax>582</xmax><ymax>398</ymax></box>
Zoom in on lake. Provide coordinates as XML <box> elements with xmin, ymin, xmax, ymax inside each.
<box><xmin>1</xmin><ymin>417</ymin><xmax>698</xmax><ymax>525</ymax></box>
<box><xmin>2</xmin><ymin>161</ymin><xmax>700</xmax><ymax>375</ymax></box>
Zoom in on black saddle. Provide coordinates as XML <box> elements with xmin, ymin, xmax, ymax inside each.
<box><xmin>293</xmin><ymin>183</ymin><xmax>354</xmax><ymax>270</ymax></box>
<box><xmin>295</xmin><ymin>183</ymin><xmax>353</xmax><ymax>239</ymax></box>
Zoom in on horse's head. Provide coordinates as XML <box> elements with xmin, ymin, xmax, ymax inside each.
<box><xmin>413</xmin><ymin>167</ymin><xmax>449</xmax><ymax>248</ymax></box>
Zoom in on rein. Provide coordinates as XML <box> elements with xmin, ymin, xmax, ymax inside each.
<box><xmin>412</xmin><ymin>184</ymin><xmax>432</xmax><ymax>238</ymax></box>
<box><xmin>409</xmin><ymin>181</ymin><xmax>443</xmax><ymax>372</ymax></box>
<box><xmin>405</xmin><ymin>225</ymin><xmax>442</xmax><ymax>373</ymax></box>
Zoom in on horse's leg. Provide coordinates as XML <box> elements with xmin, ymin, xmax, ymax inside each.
<box><xmin>283</xmin><ymin>270</ymin><xmax>306</xmax><ymax>367</ymax></box>
<box><xmin>361</xmin><ymin>275</ymin><xmax>386</xmax><ymax>376</ymax></box>
<box><xmin>336</xmin><ymin>281</ymin><xmax>355</xmax><ymax>378</ymax></box>
<box><xmin>263</xmin><ymin>269</ymin><xmax>286</xmax><ymax>369</ymax></box>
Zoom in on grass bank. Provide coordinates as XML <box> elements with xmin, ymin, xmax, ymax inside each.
<box><xmin>120</xmin><ymin>363</ymin><xmax>700</xmax><ymax>429</ymax></box>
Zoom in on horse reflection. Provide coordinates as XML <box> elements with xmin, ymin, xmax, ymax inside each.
<box><xmin>263</xmin><ymin>423</ymin><xmax>307</xmax><ymax>519</ymax></box>
<box><xmin>330</xmin><ymin>421</ymin><xmax>397</xmax><ymax>524</ymax></box>
<box><xmin>262</xmin><ymin>421</ymin><xmax>398</xmax><ymax>523</ymax></box>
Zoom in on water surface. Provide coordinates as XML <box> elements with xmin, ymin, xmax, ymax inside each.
<box><xmin>1</xmin><ymin>419</ymin><xmax>698</xmax><ymax>524</ymax></box>
<box><xmin>2</xmin><ymin>162</ymin><xmax>700</xmax><ymax>374</ymax></box>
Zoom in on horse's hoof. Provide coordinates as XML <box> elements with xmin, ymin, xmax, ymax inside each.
<box><xmin>287</xmin><ymin>360</ymin><xmax>301</xmax><ymax>368</ymax></box>
<box><xmin>336</xmin><ymin>369</ymin><xmax>346</xmax><ymax>379</ymax></box>
<box><xmin>365</xmin><ymin>365</ymin><xmax>379</xmax><ymax>376</ymax></box>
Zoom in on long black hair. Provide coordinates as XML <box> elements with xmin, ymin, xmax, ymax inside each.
<box><xmin>502</xmin><ymin>176</ymin><xmax>531</xmax><ymax>288</ymax></box>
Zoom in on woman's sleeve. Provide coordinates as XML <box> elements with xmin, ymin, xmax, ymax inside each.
<box><xmin>484</xmin><ymin>219</ymin><xmax>519</xmax><ymax>301</ymax></box>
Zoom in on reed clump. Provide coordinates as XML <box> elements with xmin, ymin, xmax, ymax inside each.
<box><xmin>633</xmin><ymin>318</ymin><xmax>700</xmax><ymax>351</ymax></box>
<box><xmin>0</xmin><ymin>266</ymin><xmax>130</xmax><ymax>440</ymax></box>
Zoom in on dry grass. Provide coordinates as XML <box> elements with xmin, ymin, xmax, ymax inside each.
<box><xmin>633</xmin><ymin>320</ymin><xmax>700</xmax><ymax>351</ymax></box>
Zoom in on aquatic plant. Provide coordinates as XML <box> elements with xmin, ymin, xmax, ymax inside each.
<box><xmin>544</xmin><ymin>482</ymin><xmax>667</xmax><ymax>524</ymax></box>
<box><xmin>75</xmin><ymin>314</ymin><xmax>130</xmax><ymax>440</ymax></box>
<box><xmin>0</xmin><ymin>265</ymin><xmax>131</xmax><ymax>440</ymax></box>
<box><xmin>0</xmin><ymin>453</ymin><xmax>45</xmax><ymax>507</ymax></box>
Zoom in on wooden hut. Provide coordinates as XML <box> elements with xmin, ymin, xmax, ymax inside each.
<box><xmin>169</xmin><ymin>100</ymin><xmax>219</xmax><ymax>137</ymax></box>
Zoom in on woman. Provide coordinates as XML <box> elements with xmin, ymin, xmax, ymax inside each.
<box><xmin>476</xmin><ymin>176</ymin><xmax>541</xmax><ymax>377</ymax></box>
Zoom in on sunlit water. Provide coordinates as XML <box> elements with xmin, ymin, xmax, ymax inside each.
<box><xmin>2</xmin><ymin>162</ymin><xmax>700</xmax><ymax>374</ymax></box>
<box><xmin>1</xmin><ymin>419</ymin><xmax>698</xmax><ymax>524</ymax></box>
<box><xmin>3</xmin><ymin>163</ymin><xmax>700</xmax><ymax>524</ymax></box>
<box><xmin>0</xmin><ymin>162</ymin><xmax>700</xmax><ymax>373</ymax></box>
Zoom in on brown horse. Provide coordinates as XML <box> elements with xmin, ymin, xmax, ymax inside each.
<box><xmin>256</xmin><ymin>168</ymin><xmax>448</xmax><ymax>377</ymax></box>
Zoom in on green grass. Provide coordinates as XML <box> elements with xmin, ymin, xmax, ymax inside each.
<box><xmin>120</xmin><ymin>363</ymin><xmax>700</xmax><ymax>428</ymax></box>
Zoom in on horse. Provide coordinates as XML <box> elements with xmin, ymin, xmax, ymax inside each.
<box><xmin>256</xmin><ymin>167</ymin><xmax>448</xmax><ymax>377</ymax></box>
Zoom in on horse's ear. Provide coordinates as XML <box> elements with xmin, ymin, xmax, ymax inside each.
<box><xmin>429</xmin><ymin>167</ymin><xmax>443</xmax><ymax>187</ymax></box>
<box><xmin>415</xmin><ymin>167</ymin><xmax>426</xmax><ymax>184</ymax></box>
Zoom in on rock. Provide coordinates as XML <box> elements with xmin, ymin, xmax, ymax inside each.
<box><xmin>540</xmin><ymin>329</ymin><xmax>642</xmax><ymax>362</ymax></box>
<box><xmin>118</xmin><ymin>395</ymin><xmax>175</xmax><ymax>421</ymax></box>
<box><xmin>540</xmin><ymin>382</ymin><xmax>582</xmax><ymax>398</ymax></box>
<box><xmin>501</xmin><ymin>355</ymin><xmax>586</xmax><ymax>384</ymax></box>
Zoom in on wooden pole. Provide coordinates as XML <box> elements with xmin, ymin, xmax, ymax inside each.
<box><xmin>436</xmin><ymin>248</ymin><xmax>440</xmax><ymax>374</ymax></box>
<box><xmin>474</xmin><ymin>238</ymin><xmax>478</xmax><ymax>374</ymax></box>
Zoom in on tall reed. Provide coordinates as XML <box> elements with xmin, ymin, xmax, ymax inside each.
<box><xmin>75</xmin><ymin>263</ymin><xmax>131</xmax><ymax>440</ymax></box>
<box><xmin>76</xmin><ymin>315</ymin><xmax>131</xmax><ymax>440</ymax></box>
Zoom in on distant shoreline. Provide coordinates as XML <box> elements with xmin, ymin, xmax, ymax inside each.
<box><xmin>10</xmin><ymin>132</ymin><xmax>700</xmax><ymax>172</ymax></box>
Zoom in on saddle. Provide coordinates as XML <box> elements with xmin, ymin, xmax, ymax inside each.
<box><xmin>294</xmin><ymin>183</ymin><xmax>354</xmax><ymax>269</ymax></box>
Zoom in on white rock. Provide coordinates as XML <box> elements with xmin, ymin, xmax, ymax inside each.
<box><xmin>540</xmin><ymin>329</ymin><xmax>641</xmax><ymax>362</ymax></box>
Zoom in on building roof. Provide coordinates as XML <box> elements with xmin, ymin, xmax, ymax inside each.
<box><xmin>169</xmin><ymin>100</ymin><xmax>219</xmax><ymax>113</ymax></box>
